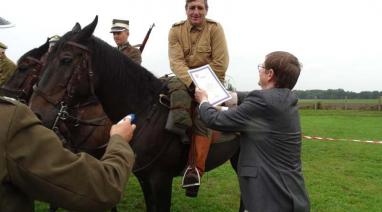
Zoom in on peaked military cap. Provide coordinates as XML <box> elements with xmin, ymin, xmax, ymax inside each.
<box><xmin>0</xmin><ymin>16</ymin><xmax>14</xmax><ymax>28</ymax></box>
<box><xmin>49</xmin><ymin>35</ymin><xmax>61</xmax><ymax>43</ymax></box>
<box><xmin>110</xmin><ymin>19</ymin><xmax>129</xmax><ymax>33</ymax></box>
<box><xmin>0</xmin><ymin>41</ymin><xmax>7</xmax><ymax>49</ymax></box>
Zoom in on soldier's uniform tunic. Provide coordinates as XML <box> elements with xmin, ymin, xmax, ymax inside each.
<box><xmin>0</xmin><ymin>97</ymin><xmax>135</xmax><ymax>212</ymax></box>
<box><xmin>168</xmin><ymin>19</ymin><xmax>229</xmax><ymax>87</ymax></box>
<box><xmin>118</xmin><ymin>42</ymin><xmax>142</xmax><ymax>65</ymax></box>
<box><xmin>0</xmin><ymin>55</ymin><xmax>16</xmax><ymax>86</ymax></box>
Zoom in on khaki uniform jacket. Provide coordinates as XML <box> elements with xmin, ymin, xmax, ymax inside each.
<box><xmin>0</xmin><ymin>56</ymin><xmax>16</xmax><ymax>86</ymax></box>
<box><xmin>168</xmin><ymin>19</ymin><xmax>229</xmax><ymax>87</ymax></box>
<box><xmin>118</xmin><ymin>42</ymin><xmax>142</xmax><ymax>65</ymax></box>
<box><xmin>0</xmin><ymin>97</ymin><xmax>135</xmax><ymax>212</ymax></box>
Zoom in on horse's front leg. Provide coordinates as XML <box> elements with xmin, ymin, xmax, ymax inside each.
<box><xmin>137</xmin><ymin>172</ymin><xmax>173</xmax><ymax>212</ymax></box>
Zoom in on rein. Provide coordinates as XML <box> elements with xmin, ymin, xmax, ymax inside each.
<box><xmin>33</xmin><ymin>41</ymin><xmax>108</xmax><ymax>152</ymax></box>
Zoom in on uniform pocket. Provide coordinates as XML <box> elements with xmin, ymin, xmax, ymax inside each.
<box><xmin>197</xmin><ymin>45</ymin><xmax>211</xmax><ymax>53</ymax></box>
<box><xmin>238</xmin><ymin>166</ymin><xmax>258</xmax><ymax>177</ymax></box>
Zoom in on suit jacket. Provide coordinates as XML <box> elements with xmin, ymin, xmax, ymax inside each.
<box><xmin>199</xmin><ymin>88</ymin><xmax>310</xmax><ymax>212</ymax></box>
<box><xmin>0</xmin><ymin>97</ymin><xmax>135</xmax><ymax>212</ymax></box>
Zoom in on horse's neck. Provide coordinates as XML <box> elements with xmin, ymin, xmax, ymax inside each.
<box><xmin>96</xmin><ymin>66</ymin><xmax>163</xmax><ymax>123</ymax></box>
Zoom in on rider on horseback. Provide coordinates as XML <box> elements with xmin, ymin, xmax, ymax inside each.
<box><xmin>167</xmin><ymin>0</ymin><xmax>229</xmax><ymax>197</ymax></box>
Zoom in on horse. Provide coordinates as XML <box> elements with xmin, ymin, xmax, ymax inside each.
<box><xmin>29</xmin><ymin>16</ymin><xmax>242</xmax><ymax>212</ymax></box>
<box><xmin>1</xmin><ymin>40</ymin><xmax>48</xmax><ymax>103</ymax></box>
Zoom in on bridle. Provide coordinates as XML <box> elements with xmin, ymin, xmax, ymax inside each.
<box><xmin>32</xmin><ymin>41</ymin><xmax>109</xmax><ymax>153</ymax></box>
<box><xmin>1</xmin><ymin>56</ymin><xmax>43</xmax><ymax>103</ymax></box>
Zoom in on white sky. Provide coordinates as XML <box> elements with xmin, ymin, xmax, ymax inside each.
<box><xmin>1</xmin><ymin>0</ymin><xmax>381</xmax><ymax>92</ymax></box>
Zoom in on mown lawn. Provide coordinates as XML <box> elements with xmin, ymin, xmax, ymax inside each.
<box><xmin>35</xmin><ymin>110</ymin><xmax>382</xmax><ymax>211</ymax></box>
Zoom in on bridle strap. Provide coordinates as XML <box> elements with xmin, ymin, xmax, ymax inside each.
<box><xmin>25</xmin><ymin>56</ymin><xmax>43</xmax><ymax>66</ymax></box>
<box><xmin>33</xmin><ymin>84</ymin><xmax>61</xmax><ymax>106</ymax></box>
<box><xmin>66</xmin><ymin>41</ymin><xmax>91</xmax><ymax>53</ymax></box>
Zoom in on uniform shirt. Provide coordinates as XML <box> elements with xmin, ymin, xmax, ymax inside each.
<box><xmin>0</xmin><ymin>55</ymin><xmax>16</xmax><ymax>86</ymax></box>
<box><xmin>0</xmin><ymin>97</ymin><xmax>135</xmax><ymax>212</ymax></box>
<box><xmin>118</xmin><ymin>42</ymin><xmax>142</xmax><ymax>65</ymax></box>
<box><xmin>168</xmin><ymin>19</ymin><xmax>229</xmax><ymax>87</ymax></box>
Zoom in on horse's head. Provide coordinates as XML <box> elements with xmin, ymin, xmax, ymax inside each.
<box><xmin>29</xmin><ymin>17</ymin><xmax>98</xmax><ymax>127</ymax></box>
<box><xmin>1</xmin><ymin>40</ymin><xmax>49</xmax><ymax>103</ymax></box>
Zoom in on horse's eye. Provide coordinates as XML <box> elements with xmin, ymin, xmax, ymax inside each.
<box><xmin>61</xmin><ymin>57</ymin><xmax>73</xmax><ymax>65</ymax></box>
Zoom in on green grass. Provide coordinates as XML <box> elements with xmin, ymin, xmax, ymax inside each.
<box><xmin>300</xmin><ymin>110</ymin><xmax>382</xmax><ymax>140</ymax></box>
<box><xmin>35</xmin><ymin>110</ymin><xmax>382</xmax><ymax>211</ymax></box>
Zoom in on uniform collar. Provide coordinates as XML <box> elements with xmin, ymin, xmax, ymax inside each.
<box><xmin>186</xmin><ymin>20</ymin><xmax>206</xmax><ymax>32</ymax></box>
<box><xmin>118</xmin><ymin>42</ymin><xmax>131</xmax><ymax>50</ymax></box>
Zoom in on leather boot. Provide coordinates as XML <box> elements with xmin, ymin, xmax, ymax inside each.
<box><xmin>182</xmin><ymin>135</ymin><xmax>212</xmax><ymax>197</ymax></box>
<box><xmin>165</xmin><ymin>89</ymin><xmax>192</xmax><ymax>143</ymax></box>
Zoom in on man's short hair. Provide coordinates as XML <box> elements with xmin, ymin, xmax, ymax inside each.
<box><xmin>185</xmin><ymin>0</ymin><xmax>209</xmax><ymax>10</ymax></box>
<box><xmin>264</xmin><ymin>51</ymin><xmax>301</xmax><ymax>90</ymax></box>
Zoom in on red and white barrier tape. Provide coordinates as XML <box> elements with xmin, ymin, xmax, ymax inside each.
<box><xmin>303</xmin><ymin>135</ymin><xmax>382</xmax><ymax>144</ymax></box>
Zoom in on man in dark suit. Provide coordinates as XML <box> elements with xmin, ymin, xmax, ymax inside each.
<box><xmin>195</xmin><ymin>51</ymin><xmax>310</xmax><ymax>211</ymax></box>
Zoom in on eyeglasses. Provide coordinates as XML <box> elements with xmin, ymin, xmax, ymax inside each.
<box><xmin>257</xmin><ymin>64</ymin><xmax>265</xmax><ymax>71</ymax></box>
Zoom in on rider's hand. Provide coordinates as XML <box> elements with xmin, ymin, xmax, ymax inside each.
<box><xmin>110</xmin><ymin>118</ymin><xmax>136</xmax><ymax>143</ymax></box>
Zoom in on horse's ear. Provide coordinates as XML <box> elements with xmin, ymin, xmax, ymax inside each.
<box><xmin>41</xmin><ymin>38</ymin><xmax>50</xmax><ymax>52</ymax></box>
<box><xmin>76</xmin><ymin>16</ymin><xmax>98</xmax><ymax>42</ymax></box>
<box><xmin>72</xmin><ymin>22</ymin><xmax>82</xmax><ymax>32</ymax></box>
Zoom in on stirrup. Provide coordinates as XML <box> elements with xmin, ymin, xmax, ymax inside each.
<box><xmin>181</xmin><ymin>166</ymin><xmax>201</xmax><ymax>188</ymax></box>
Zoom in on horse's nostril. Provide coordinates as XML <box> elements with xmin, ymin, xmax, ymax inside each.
<box><xmin>34</xmin><ymin>112</ymin><xmax>42</xmax><ymax>120</ymax></box>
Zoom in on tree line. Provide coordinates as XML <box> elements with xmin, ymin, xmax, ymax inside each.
<box><xmin>293</xmin><ymin>89</ymin><xmax>382</xmax><ymax>99</ymax></box>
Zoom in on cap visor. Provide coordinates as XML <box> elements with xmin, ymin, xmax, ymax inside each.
<box><xmin>110</xmin><ymin>28</ymin><xmax>126</xmax><ymax>33</ymax></box>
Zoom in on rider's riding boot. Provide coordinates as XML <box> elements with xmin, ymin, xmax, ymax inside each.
<box><xmin>165</xmin><ymin>109</ymin><xmax>191</xmax><ymax>143</ymax></box>
<box><xmin>165</xmin><ymin>89</ymin><xmax>192</xmax><ymax>143</ymax></box>
<box><xmin>182</xmin><ymin>135</ymin><xmax>211</xmax><ymax>197</ymax></box>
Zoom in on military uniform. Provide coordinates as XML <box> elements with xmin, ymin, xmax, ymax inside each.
<box><xmin>167</xmin><ymin>19</ymin><xmax>229</xmax><ymax>194</ymax></box>
<box><xmin>168</xmin><ymin>19</ymin><xmax>229</xmax><ymax>87</ymax></box>
<box><xmin>0</xmin><ymin>55</ymin><xmax>16</xmax><ymax>86</ymax></box>
<box><xmin>0</xmin><ymin>97</ymin><xmax>135</xmax><ymax>212</ymax></box>
<box><xmin>118</xmin><ymin>42</ymin><xmax>142</xmax><ymax>65</ymax></box>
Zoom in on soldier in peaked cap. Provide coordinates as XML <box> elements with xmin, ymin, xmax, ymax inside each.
<box><xmin>41</xmin><ymin>35</ymin><xmax>62</xmax><ymax>64</ymax></box>
<box><xmin>0</xmin><ymin>41</ymin><xmax>16</xmax><ymax>86</ymax></box>
<box><xmin>110</xmin><ymin>19</ymin><xmax>142</xmax><ymax>64</ymax></box>
<box><xmin>48</xmin><ymin>35</ymin><xmax>61</xmax><ymax>50</ymax></box>
<box><xmin>167</xmin><ymin>0</ymin><xmax>229</xmax><ymax>197</ymax></box>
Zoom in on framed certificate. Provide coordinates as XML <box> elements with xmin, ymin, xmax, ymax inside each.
<box><xmin>188</xmin><ymin>65</ymin><xmax>232</xmax><ymax>106</ymax></box>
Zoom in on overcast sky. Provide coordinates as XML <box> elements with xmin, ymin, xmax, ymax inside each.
<box><xmin>1</xmin><ymin>0</ymin><xmax>381</xmax><ymax>92</ymax></box>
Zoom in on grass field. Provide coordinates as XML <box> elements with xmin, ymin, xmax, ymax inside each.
<box><xmin>299</xmin><ymin>99</ymin><xmax>381</xmax><ymax>104</ymax></box>
<box><xmin>35</xmin><ymin>110</ymin><xmax>382</xmax><ymax>211</ymax></box>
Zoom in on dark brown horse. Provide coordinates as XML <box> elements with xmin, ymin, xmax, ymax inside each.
<box><xmin>1</xmin><ymin>40</ymin><xmax>48</xmax><ymax>103</ymax></box>
<box><xmin>1</xmin><ymin>35</ymin><xmax>113</xmax><ymax>159</ymax></box>
<box><xmin>29</xmin><ymin>16</ymin><xmax>241</xmax><ymax>212</ymax></box>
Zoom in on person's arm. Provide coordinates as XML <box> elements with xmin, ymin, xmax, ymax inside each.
<box><xmin>209</xmin><ymin>23</ymin><xmax>229</xmax><ymax>82</ymax></box>
<box><xmin>129</xmin><ymin>47</ymin><xmax>142</xmax><ymax>65</ymax></box>
<box><xmin>168</xmin><ymin>27</ymin><xmax>193</xmax><ymax>87</ymax></box>
<box><xmin>197</xmin><ymin>89</ymin><xmax>267</xmax><ymax>132</ymax></box>
<box><xmin>5</xmin><ymin>103</ymin><xmax>135</xmax><ymax>212</ymax></box>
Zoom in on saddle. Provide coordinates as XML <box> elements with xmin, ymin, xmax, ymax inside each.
<box><xmin>159</xmin><ymin>74</ymin><xmax>239</xmax><ymax>144</ymax></box>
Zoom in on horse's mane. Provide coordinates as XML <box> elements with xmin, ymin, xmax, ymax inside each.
<box><xmin>50</xmin><ymin>29</ymin><xmax>164</xmax><ymax>120</ymax></box>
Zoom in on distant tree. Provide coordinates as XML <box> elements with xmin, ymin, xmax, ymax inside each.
<box><xmin>293</xmin><ymin>89</ymin><xmax>382</xmax><ymax>99</ymax></box>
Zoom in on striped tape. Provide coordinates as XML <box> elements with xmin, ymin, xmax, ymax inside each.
<box><xmin>303</xmin><ymin>135</ymin><xmax>382</xmax><ymax>144</ymax></box>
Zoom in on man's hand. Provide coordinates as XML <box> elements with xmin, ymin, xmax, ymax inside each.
<box><xmin>110</xmin><ymin>118</ymin><xmax>136</xmax><ymax>143</ymax></box>
<box><xmin>194</xmin><ymin>87</ymin><xmax>208</xmax><ymax>104</ymax></box>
